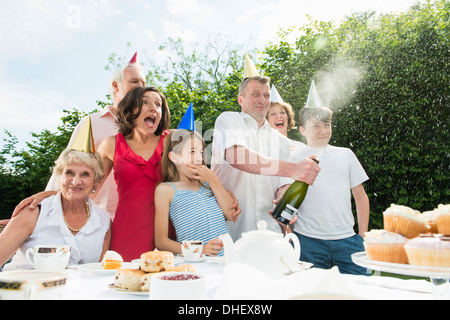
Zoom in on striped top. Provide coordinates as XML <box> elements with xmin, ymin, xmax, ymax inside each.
<box><xmin>168</xmin><ymin>182</ymin><xmax>229</xmax><ymax>254</ymax></box>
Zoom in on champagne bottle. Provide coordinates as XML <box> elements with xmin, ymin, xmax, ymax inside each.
<box><xmin>272</xmin><ymin>159</ymin><xmax>319</xmax><ymax>225</ymax></box>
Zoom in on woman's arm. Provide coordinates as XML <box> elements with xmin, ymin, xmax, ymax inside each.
<box><xmin>94</xmin><ymin>136</ymin><xmax>115</xmax><ymax>199</ymax></box>
<box><xmin>154</xmin><ymin>183</ymin><xmax>181</xmax><ymax>254</ymax></box>
<box><xmin>11</xmin><ymin>190</ymin><xmax>57</xmax><ymax>218</ymax></box>
<box><xmin>99</xmin><ymin>220</ymin><xmax>112</xmax><ymax>261</ymax></box>
<box><xmin>0</xmin><ymin>206</ymin><xmax>39</xmax><ymax>266</ymax></box>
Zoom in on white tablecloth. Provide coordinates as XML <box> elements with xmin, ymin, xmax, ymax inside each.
<box><xmin>62</xmin><ymin>260</ymin><xmax>449</xmax><ymax>300</ymax></box>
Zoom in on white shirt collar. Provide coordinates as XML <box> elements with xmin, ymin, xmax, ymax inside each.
<box><xmin>100</xmin><ymin>105</ymin><xmax>117</xmax><ymax>120</ymax></box>
<box><xmin>240</xmin><ymin>112</ymin><xmax>272</xmax><ymax>131</ymax></box>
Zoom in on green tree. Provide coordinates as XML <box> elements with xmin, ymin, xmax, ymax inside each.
<box><xmin>261</xmin><ymin>0</ymin><xmax>449</xmax><ymax>229</ymax></box>
<box><xmin>335</xmin><ymin>0</ymin><xmax>449</xmax><ymax>227</ymax></box>
<box><xmin>143</xmin><ymin>36</ymin><xmax>249</xmax><ymax>134</ymax></box>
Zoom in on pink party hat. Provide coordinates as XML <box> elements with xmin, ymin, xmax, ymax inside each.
<box><xmin>129</xmin><ymin>52</ymin><xmax>138</xmax><ymax>64</ymax></box>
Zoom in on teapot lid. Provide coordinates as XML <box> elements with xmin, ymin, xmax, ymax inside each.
<box><xmin>242</xmin><ymin>220</ymin><xmax>282</xmax><ymax>239</ymax></box>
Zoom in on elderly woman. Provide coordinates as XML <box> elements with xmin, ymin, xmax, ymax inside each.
<box><xmin>0</xmin><ymin>149</ymin><xmax>111</xmax><ymax>271</ymax></box>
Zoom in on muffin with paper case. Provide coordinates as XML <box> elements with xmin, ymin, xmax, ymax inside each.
<box><xmin>364</xmin><ymin>229</ymin><xmax>409</xmax><ymax>264</ymax></box>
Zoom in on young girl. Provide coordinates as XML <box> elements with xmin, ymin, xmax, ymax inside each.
<box><xmin>155</xmin><ymin>129</ymin><xmax>239</xmax><ymax>256</ymax></box>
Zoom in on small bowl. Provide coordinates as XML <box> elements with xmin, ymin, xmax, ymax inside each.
<box><xmin>0</xmin><ymin>270</ymin><xmax>67</xmax><ymax>300</ymax></box>
<box><xmin>149</xmin><ymin>272</ymin><xmax>206</xmax><ymax>300</ymax></box>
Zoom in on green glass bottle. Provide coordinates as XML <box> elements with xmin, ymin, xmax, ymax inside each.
<box><xmin>272</xmin><ymin>180</ymin><xmax>309</xmax><ymax>225</ymax></box>
<box><xmin>272</xmin><ymin>159</ymin><xmax>319</xmax><ymax>225</ymax></box>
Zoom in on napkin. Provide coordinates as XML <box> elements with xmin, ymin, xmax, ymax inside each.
<box><xmin>214</xmin><ymin>263</ymin><xmax>298</xmax><ymax>299</ymax></box>
<box><xmin>354</xmin><ymin>275</ymin><xmax>432</xmax><ymax>294</ymax></box>
<box><xmin>214</xmin><ymin>263</ymin><xmax>357</xmax><ymax>299</ymax></box>
<box><xmin>288</xmin><ymin>266</ymin><xmax>359</xmax><ymax>299</ymax></box>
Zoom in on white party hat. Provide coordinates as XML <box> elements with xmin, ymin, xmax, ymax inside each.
<box><xmin>270</xmin><ymin>85</ymin><xmax>284</xmax><ymax>103</ymax></box>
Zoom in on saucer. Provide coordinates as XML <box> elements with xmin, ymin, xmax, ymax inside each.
<box><xmin>179</xmin><ymin>254</ymin><xmax>209</xmax><ymax>263</ymax></box>
<box><xmin>78</xmin><ymin>262</ymin><xmax>139</xmax><ymax>276</ymax></box>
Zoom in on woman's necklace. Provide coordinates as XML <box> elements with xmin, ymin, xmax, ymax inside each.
<box><xmin>63</xmin><ymin>201</ymin><xmax>90</xmax><ymax>233</ymax></box>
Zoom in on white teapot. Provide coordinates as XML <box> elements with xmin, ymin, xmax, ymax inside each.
<box><xmin>220</xmin><ymin>220</ymin><xmax>301</xmax><ymax>279</ymax></box>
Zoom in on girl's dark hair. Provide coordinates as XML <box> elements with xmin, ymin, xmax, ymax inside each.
<box><xmin>116</xmin><ymin>86</ymin><xmax>170</xmax><ymax>136</ymax></box>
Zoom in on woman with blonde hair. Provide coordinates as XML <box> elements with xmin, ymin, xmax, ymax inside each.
<box><xmin>0</xmin><ymin>149</ymin><xmax>111</xmax><ymax>270</ymax></box>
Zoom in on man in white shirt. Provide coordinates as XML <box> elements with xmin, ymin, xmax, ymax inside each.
<box><xmin>211</xmin><ymin>76</ymin><xmax>320</xmax><ymax>240</ymax></box>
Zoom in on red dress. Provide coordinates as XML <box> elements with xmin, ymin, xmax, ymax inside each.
<box><xmin>110</xmin><ymin>131</ymin><xmax>168</xmax><ymax>261</ymax></box>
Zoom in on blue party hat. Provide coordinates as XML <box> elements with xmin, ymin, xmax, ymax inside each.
<box><xmin>177</xmin><ymin>102</ymin><xmax>195</xmax><ymax>131</ymax></box>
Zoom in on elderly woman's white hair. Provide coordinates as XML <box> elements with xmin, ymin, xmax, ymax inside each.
<box><xmin>53</xmin><ymin>149</ymin><xmax>105</xmax><ymax>185</ymax></box>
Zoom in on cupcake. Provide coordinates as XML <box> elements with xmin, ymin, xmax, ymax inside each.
<box><xmin>383</xmin><ymin>204</ymin><xmax>430</xmax><ymax>238</ymax></box>
<box><xmin>435</xmin><ymin>204</ymin><xmax>450</xmax><ymax>235</ymax></box>
<box><xmin>404</xmin><ymin>234</ymin><xmax>450</xmax><ymax>267</ymax></box>
<box><xmin>364</xmin><ymin>229</ymin><xmax>409</xmax><ymax>264</ymax></box>
<box><xmin>422</xmin><ymin>208</ymin><xmax>439</xmax><ymax>233</ymax></box>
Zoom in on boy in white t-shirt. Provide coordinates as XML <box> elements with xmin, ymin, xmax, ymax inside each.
<box><xmin>291</xmin><ymin>106</ymin><xmax>370</xmax><ymax>275</ymax></box>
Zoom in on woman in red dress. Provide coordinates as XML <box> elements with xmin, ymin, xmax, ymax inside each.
<box><xmin>99</xmin><ymin>86</ymin><xmax>170</xmax><ymax>261</ymax></box>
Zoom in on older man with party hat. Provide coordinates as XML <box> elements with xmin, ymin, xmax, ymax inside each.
<box><xmin>211</xmin><ymin>54</ymin><xmax>320</xmax><ymax>240</ymax></box>
<box><xmin>12</xmin><ymin>52</ymin><xmax>146</xmax><ymax>220</ymax></box>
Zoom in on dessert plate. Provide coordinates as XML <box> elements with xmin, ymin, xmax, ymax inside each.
<box><xmin>108</xmin><ymin>284</ymin><xmax>148</xmax><ymax>296</ymax></box>
<box><xmin>352</xmin><ymin>252</ymin><xmax>450</xmax><ymax>278</ymax></box>
<box><xmin>131</xmin><ymin>256</ymin><xmax>183</xmax><ymax>265</ymax></box>
<box><xmin>77</xmin><ymin>262</ymin><xmax>139</xmax><ymax>276</ymax></box>
<box><xmin>178</xmin><ymin>254</ymin><xmax>209</xmax><ymax>263</ymax></box>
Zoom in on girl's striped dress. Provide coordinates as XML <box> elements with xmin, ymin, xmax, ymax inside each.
<box><xmin>167</xmin><ymin>182</ymin><xmax>229</xmax><ymax>255</ymax></box>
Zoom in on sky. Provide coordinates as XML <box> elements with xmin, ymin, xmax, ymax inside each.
<box><xmin>0</xmin><ymin>0</ymin><xmax>426</xmax><ymax>151</ymax></box>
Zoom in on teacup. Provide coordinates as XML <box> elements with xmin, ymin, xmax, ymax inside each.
<box><xmin>26</xmin><ymin>245</ymin><xmax>71</xmax><ymax>271</ymax></box>
<box><xmin>181</xmin><ymin>241</ymin><xmax>203</xmax><ymax>260</ymax></box>
<box><xmin>0</xmin><ymin>270</ymin><xmax>67</xmax><ymax>300</ymax></box>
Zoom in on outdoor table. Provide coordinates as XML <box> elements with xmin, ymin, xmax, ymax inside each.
<box><xmin>62</xmin><ymin>259</ymin><xmax>448</xmax><ymax>300</ymax></box>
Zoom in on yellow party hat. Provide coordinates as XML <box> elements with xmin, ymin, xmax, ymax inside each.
<box><xmin>71</xmin><ymin>116</ymin><xmax>95</xmax><ymax>153</ymax></box>
<box><xmin>243</xmin><ymin>54</ymin><xmax>260</xmax><ymax>79</ymax></box>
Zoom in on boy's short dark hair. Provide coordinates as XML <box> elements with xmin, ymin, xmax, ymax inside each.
<box><xmin>298</xmin><ymin>106</ymin><xmax>333</xmax><ymax>128</ymax></box>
